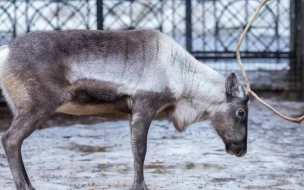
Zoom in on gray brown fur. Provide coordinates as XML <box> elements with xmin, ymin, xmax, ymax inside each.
<box><xmin>0</xmin><ymin>29</ymin><xmax>249</xmax><ymax>190</ymax></box>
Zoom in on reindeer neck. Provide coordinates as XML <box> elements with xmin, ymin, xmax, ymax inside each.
<box><xmin>168</xmin><ymin>52</ymin><xmax>227</xmax><ymax>131</ymax></box>
<box><xmin>179</xmin><ymin>53</ymin><xmax>227</xmax><ymax>111</ymax></box>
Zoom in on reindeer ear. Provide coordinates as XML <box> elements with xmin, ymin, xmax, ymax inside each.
<box><xmin>225</xmin><ymin>72</ymin><xmax>238</xmax><ymax>96</ymax></box>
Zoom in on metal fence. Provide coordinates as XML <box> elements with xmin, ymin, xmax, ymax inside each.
<box><xmin>0</xmin><ymin>0</ymin><xmax>299</xmax><ymax>92</ymax></box>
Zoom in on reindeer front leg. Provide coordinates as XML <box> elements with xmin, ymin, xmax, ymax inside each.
<box><xmin>129</xmin><ymin>109</ymin><xmax>154</xmax><ymax>190</ymax></box>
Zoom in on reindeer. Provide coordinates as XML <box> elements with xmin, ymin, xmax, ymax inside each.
<box><xmin>1</xmin><ymin>1</ymin><xmax>302</xmax><ymax>190</ymax></box>
<box><xmin>0</xmin><ymin>29</ymin><xmax>249</xmax><ymax>190</ymax></box>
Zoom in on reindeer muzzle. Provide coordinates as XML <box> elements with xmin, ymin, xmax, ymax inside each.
<box><xmin>225</xmin><ymin>142</ymin><xmax>247</xmax><ymax>157</ymax></box>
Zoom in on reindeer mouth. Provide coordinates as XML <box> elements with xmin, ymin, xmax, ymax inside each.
<box><xmin>225</xmin><ymin>143</ymin><xmax>247</xmax><ymax>157</ymax></box>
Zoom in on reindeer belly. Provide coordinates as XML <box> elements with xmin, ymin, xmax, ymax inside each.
<box><xmin>56</xmin><ymin>102</ymin><xmax>121</xmax><ymax>115</ymax></box>
<box><xmin>56</xmin><ymin>79</ymin><xmax>132</xmax><ymax>115</ymax></box>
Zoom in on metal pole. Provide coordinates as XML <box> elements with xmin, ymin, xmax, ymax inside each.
<box><xmin>185</xmin><ymin>0</ymin><xmax>192</xmax><ymax>53</ymax></box>
<box><xmin>290</xmin><ymin>0</ymin><xmax>304</xmax><ymax>100</ymax></box>
<box><xmin>97</xmin><ymin>0</ymin><xmax>104</xmax><ymax>30</ymax></box>
<box><xmin>13</xmin><ymin>0</ymin><xmax>16</xmax><ymax>38</ymax></box>
<box><xmin>300</xmin><ymin>0</ymin><xmax>304</xmax><ymax>100</ymax></box>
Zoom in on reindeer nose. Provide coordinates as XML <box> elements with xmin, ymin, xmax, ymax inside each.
<box><xmin>226</xmin><ymin>142</ymin><xmax>247</xmax><ymax>157</ymax></box>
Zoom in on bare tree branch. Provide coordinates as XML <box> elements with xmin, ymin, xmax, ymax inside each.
<box><xmin>236</xmin><ymin>0</ymin><xmax>304</xmax><ymax>124</ymax></box>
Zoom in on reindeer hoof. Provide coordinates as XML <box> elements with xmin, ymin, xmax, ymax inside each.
<box><xmin>19</xmin><ymin>187</ymin><xmax>35</xmax><ymax>190</ymax></box>
<box><xmin>131</xmin><ymin>183</ymin><xmax>148</xmax><ymax>190</ymax></box>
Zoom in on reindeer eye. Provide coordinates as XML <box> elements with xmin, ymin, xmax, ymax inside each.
<box><xmin>236</xmin><ymin>109</ymin><xmax>246</xmax><ymax>118</ymax></box>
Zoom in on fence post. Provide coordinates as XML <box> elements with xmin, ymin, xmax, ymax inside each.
<box><xmin>97</xmin><ymin>0</ymin><xmax>104</xmax><ymax>30</ymax></box>
<box><xmin>290</xmin><ymin>0</ymin><xmax>304</xmax><ymax>100</ymax></box>
<box><xmin>185</xmin><ymin>0</ymin><xmax>192</xmax><ymax>53</ymax></box>
<box><xmin>13</xmin><ymin>0</ymin><xmax>17</xmax><ymax>38</ymax></box>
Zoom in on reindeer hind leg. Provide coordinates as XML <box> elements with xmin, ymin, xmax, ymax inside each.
<box><xmin>1</xmin><ymin>73</ymin><xmax>67</xmax><ymax>190</ymax></box>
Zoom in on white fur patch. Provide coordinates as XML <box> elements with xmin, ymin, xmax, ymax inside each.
<box><xmin>66</xmin><ymin>33</ymin><xmax>226</xmax><ymax>102</ymax></box>
<box><xmin>0</xmin><ymin>46</ymin><xmax>16</xmax><ymax>115</ymax></box>
<box><xmin>0</xmin><ymin>45</ymin><xmax>9</xmax><ymax>76</ymax></box>
<box><xmin>235</xmin><ymin>85</ymin><xmax>246</xmax><ymax>99</ymax></box>
<box><xmin>170</xmin><ymin>99</ymin><xmax>200</xmax><ymax>132</ymax></box>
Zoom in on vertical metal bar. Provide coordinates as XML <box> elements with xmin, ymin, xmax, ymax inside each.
<box><xmin>185</xmin><ymin>0</ymin><xmax>192</xmax><ymax>52</ymax></box>
<box><xmin>86</xmin><ymin>0</ymin><xmax>90</xmax><ymax>29</ymax></box>
<box><xmin>56</xmin><ymin>1</ymin><xmax>59</xmax><ymax>30</ymax></box>
<box><xmin>213</xmin><ymin>0</ymin><xmax>217</xmax><ymax>55</ymax></box>
<box><xmin>13</xmin><ymin>0</ymin><xmax>17</xmax><ymax>38</ymax></box>
<box><xmin>202</xmin><ymin>0</ymin><xmax>205</xmax><ymax>51</ymax></box>
<box><xmin>245</xmin><ymin>0</ymin><xmax>249</xmax><ymax>51</ymax></box>
<box><xmin>159</xmin><ymin>0</ymin><xmax>163</xmax><ymax>32</ymax></box>
<box><xmin>97</xmin><ymin>0</ymin><xmax>104</xmax><ymax>30</ymax></box>
<box><xmin>172</xmin><ymin>0</ymin><xmax>176</xmax><ymax>39</ymax></box>
<box><xmin>26</xmin><ymin>0</ymin><xmax>29</xmax><ymax>32</ymax></box>
<box><xmin>290</xmin><ymin>0</ymin><xmax>304</xmax><ymax>99</ymax></box>
<box><xmin>130</xmin><ymin>0</ymin><xmax>133</xmax><ymax>29</ymax></box>
<box><xmin>290</xmin><ymin>0</ymin><xmax>295</xmax><ymax>91</ymax></box>
<box><xmin>300</xmin><ymin>0</ymin><xmax>304</xmax><ymax>100</ymax></box>
<box><xmin>276</xmin><ymin>0</ymin><xmax>280</xmax><ymax>60</ymax></box>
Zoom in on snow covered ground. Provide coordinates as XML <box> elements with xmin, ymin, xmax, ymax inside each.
<box><xmin>0</xmin><ymin>99</ymin><xmax>304</xmax><ymax>190</ymax></box>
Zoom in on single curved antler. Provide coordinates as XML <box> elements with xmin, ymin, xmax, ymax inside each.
<box><xmin>236</xmin><ymin>0</ymin><xmax>304</xmax><ymax>124</ymax></box>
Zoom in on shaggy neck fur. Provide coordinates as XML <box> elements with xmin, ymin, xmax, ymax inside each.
<box><xmin>170</xmin><ymin>47</ymin><xmax>227</xmax><ymax>132</ymax></box>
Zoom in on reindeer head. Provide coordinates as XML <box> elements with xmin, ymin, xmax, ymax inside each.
<box><xmin>210</xmin><ymin>73</ymin><xmax>249</xmax><ymax>157</ymax></box>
